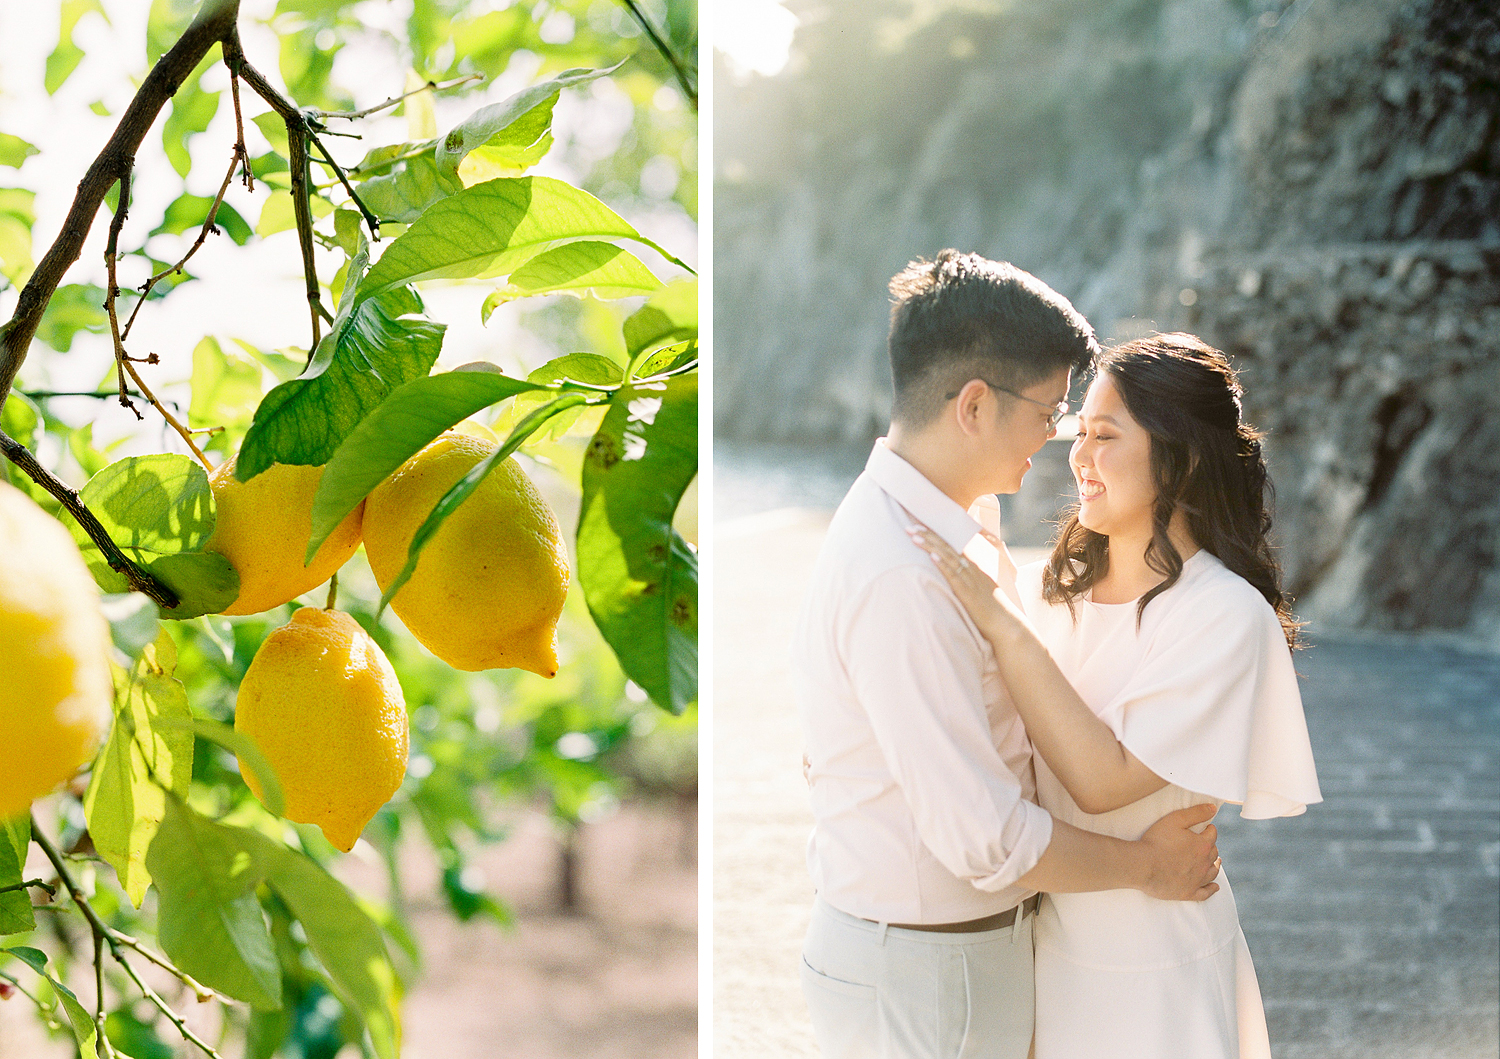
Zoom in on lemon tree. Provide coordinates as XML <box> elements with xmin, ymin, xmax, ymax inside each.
<box><xmin>0</xmin><ymin>1</ymin><xmax>696</xmax><ymax>1056</ymax></box>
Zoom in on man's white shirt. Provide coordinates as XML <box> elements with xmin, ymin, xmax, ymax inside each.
<box><xmin>793</xmin><ymin>441</ymin><xmax>1053</xmax><ymax>925</ymax></box>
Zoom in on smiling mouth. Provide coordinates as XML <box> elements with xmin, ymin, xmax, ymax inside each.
<box><xmin>1078</xmin><ymin>478</ymin><xmax>1104</xmax><ymax>500</ymax></box>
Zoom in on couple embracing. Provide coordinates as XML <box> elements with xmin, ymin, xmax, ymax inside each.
<box><xmin>793</xmin><ymin>251</ymin><xmax>1322</xmax><ymax>1059</ymax></box>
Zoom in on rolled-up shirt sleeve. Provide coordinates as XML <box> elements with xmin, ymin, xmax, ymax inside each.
<box><xmin>842</xmin><ymin>566</ymin><xmax>1054</xmax><ymax>892</ymax></box>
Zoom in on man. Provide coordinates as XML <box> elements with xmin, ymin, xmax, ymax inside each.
<box><xmin>794</xmin><ymin>251</ymin><xmax>1221</xmax><ymax>1059</ymax></box>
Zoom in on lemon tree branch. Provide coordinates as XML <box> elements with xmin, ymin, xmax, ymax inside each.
<box><xmin>0</xmin><ymin>429</ymin><xmax>180</xmax><ymax>608</ymax></box>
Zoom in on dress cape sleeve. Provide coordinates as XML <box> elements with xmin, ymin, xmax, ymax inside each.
<box><xmin>1099</xmin><ymin>562</ymin><xmax>1323</xmax><ymax>819</ymax></box>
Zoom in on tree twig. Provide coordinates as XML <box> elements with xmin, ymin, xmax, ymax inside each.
<box><xmin>120</xmin><ymin>359</ymin><xmax>213</xmax><ymax>472</ymax></box>
<box><xmin>311</xmin><ymin>73</ymin><xmax>483</xmax><ymax>121</ymax></box>
<box><xmin>103</xmin><ymin>168</ymin><xmax>141</xmax><ymax>418</ymax></box>
<box><xmin>19</xmin><ymin>389</ymin><xmax>147</xmax><ymax>400</ymax></box>
<box><xmin>0</xmin><ymin>877</ymin><xmax>58</xmax><ymax>897</ymax></box>
<box><xmin>28</xmin><ymin>814</ymin><xmax>223</xmax><ymax>1058</ymax></box>
<box><xmin>307</xmin><ymin>130</ymin><xmax>380</xmax><ymax>237</ymax></box>
<box><xmin>0</xmin><ymin>429</ymin><xmax>179</xmax><ymax>608</ymax></box>
<box><xmin>616</xmin><ymin>0</ymin><xmax>697</xmax><ymax>110</ymax></box>
<box><xmin>120</xmin><ymin>147</ymin><xmax>243</xmax><ymax>344</ymax></box>
<box><xmin>224</xmin><ymin>35</ymin><xmax>331</xmax><ymax>353</ymax></box>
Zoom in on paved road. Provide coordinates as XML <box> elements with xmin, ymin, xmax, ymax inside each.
<box><xmin>713</xmin><ymin>509</ymin><xmax>1500</xmax><ymax>1058</ymax></box>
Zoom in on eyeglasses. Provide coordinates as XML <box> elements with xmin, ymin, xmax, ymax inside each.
<box><xmin>945</xmin><ymin>379</ymin><xmax>1070</xmax><ymax>428</ymax></box>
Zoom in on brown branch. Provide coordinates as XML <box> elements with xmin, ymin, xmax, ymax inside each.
<box><xmin>103</xmin><ymin>168</ymin><xmax>142</xmax><ymax>419</ymax></box>
<box><xmin>0</xmin><ymin>429</ymin><xmax>179</xmax><ymax>608</ymax></box>
<box><xmin>120</xmin><ymin>359</ymin><xmax>213</xmax><ymax>472</ymax></box>
<box><xmin>0</xmin><ymin>0</ymin><xmax>242</xmax><ymax>413</ymax></box>
<box><xmin>225</xmin><ymin>36</ymin><xmax>330</xmax><ymax>353</ymax></box>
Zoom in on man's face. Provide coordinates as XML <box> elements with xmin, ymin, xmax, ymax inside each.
<box><xmin>981</xmin><ymin>367</ymin><xmax>1070</xmax><ymax>494</ymax></box>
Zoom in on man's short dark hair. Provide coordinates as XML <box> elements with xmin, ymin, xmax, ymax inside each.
<box><xmin>887</xmin><ymin>250</ymin><xmax>1099</xmax><ymax>426</ymax></box>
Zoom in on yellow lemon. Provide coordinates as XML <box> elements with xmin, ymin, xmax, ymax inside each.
<box><xmin>362</xmin><ymin>431</ymin><xmax>569</xmax><ymax>676</ymax></box>
<box><xmin>205</xmin><ymin>456</ymin><xmax>364</xmax><ymax>616</ymax></box>
<box><xmin>0</xmin><ymin>482</ymin><xmax>113</xmax><ymax>817</ymax></box>
<box><xmin>235</xmin><ymin>607</ymin><xmax>408</xmax><ymax>852</ymax></box>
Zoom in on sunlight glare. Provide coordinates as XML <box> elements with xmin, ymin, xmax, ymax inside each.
<box><xmin>715</xmin><ymin>0</ymin><xmax>799</xmax><ymax>79</ymax></box>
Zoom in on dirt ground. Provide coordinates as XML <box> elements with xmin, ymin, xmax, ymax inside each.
<box><xmin>0</xmin><ymin>800</ymin><xmax>697</xmax><ymax>1059</ymax></box>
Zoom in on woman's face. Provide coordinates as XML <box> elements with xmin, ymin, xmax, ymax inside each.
<box><xmin>1070</xmin><ymin>373</ymin><xmax>1157</xmax><ymax>540</ymax></box>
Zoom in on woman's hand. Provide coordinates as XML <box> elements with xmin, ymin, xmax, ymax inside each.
<box><xmin>906</xmin><ymin>522</ymin><xmax>1027</xmax><ymax>639</ymax></box>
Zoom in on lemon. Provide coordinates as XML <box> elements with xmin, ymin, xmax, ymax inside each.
<box><xmin>235</xmin><ymin>607</ymin><xmax>408</xmax><ymax>851</ymax></box>
<box><xmin>205</xmin><ymin>456</ymin><xmax>364</xmax><ymax>616</ymax></box>
<box><xmin>0</xmin><ymin>482</ymin><xmax>113</xmax><ymax>817</ymax></box>
<box><xmin>362</xmin><ymin>430</ymin><xmax>569</xmax><ymax>676</ymax></box>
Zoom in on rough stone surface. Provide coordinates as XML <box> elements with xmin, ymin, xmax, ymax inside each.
<box><xmin>715</xmin><ymin>0</ymin><xmax>1500</xmax><ymax>641</ymax></box>
<box><xmin>713</xmin><ymin>509</ymin><xmax>1499</xmax><ymax>1059</ymax></box>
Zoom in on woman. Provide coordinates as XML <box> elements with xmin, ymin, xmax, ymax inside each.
<box><xmin>910</xmin><ymin>333</ymin><xmax>1321</xmax><ymax>1059</ymax></box>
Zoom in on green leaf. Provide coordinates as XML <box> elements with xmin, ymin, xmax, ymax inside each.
<box><xmin>624</xmin><ymin>277</ymin><xmax>698</xmax><ymax>363</ymax></box>
<box><xmin>256</xmin><ymin>188</ymin><xmax>333</xmax><ymax>237</ymax></box>
<box><xmin>68</xmin><ymin>454</ymin><xmax>241</xmax><ymax>619</ymax></box>
<box><xmin>147</xmin><ymin>798</ymin><xmax>282</xmax><ymax>1009</ymax></box>
<box><xmin>494</xmin><ymin>352</ymin><xmax>623</xmax><ymax>441</ymax></box>
<box><xmin>34</xmin><ymin>283</ymin><xmax>107</xmax><ymax>352</ymax></box>
<box><xmin>578</xmin><ymin>374</ymin><xmax>698</xmax><ymax>712</ymax></box>
<box><xmin>435</xmin><ymin>64</ymin><xmax>623</xmax><ymax>178</ymax></box>
<box><xmin>0</xmin><ymin>133</ymin><xmax>38</xmax><ymax>170</ymax></box>
<box><xmin>45</xmin><ymin>0</ymin><xmax>107</xmax><ymax>95</ymax></box>
<box><xmin>251</xmin><ymin>111</ymin><xmax>290</xmax><ymax>157</ymax></box>
<box><xmin>75</xmin><ymin>454</ymin><xmax>216</xmax><ymax>556</ymax></box>
<box><xmin>0</xmin><ymin>215</ymin><xmax>33</xmax><ymax>287</ymax></box>
<box><xmin>356</xmin><ymin>176</ymin><xmax>680</xmax><ymax>301</ymax></box>
<box><xmin>152</xmin><ymin>191</ymin><xmax>252</xmax><ymax>245</ymax></box>
<box><xmin>0</xmin><ymin>816</ymin><xmax>34</xmax><ymax>936</ymax></box>
<box><xmin>482</xmin><ymin>242</ymin><xmax>661</xmax><ymax>318</ymax></box>
<box><xmin>2</xmin><ymin>945</ymin><xmax>48</xmax><ymax>976</ymax></box>
<box><xmin>354</xmin><ymin>145</ymin><xmax>461</xmax><ymax>225</ymax></box>
<box><xmin>237</xmin><ymin>285</ymin><xmax>447</xmax><ymax>480</ymax></box>
<box><xmin>305</xmin><ymin>367</ymin><xmax>545</xmax><ymax>560</ymax></box>
<box><xmin>376</xmin><ymin>392</ymin><xmax>593</xmax><ymax>613</ymax></box>
<box><xmin>162</xmin><ymin>60</ymin><xmax>222</xmax><ymax>178</ymax></box>
<box><xmin>637</xmin><ymin>339</ymin><xmax>697</xmax><ymax>379</ymax></box>
<box><xmin>84</xmin><ymin>630</ymin><xmax>193</xmax><ymax>906</ymax></box>
<box><xmin>190</xmin><ymin>336</ymin><xmax>264</xmax><ymax>454</ymax></box>
<box><xmin>52</xmin><ymin>977</ymin><xmax>98</xmax><ymax>1057</ymax></box>
<box><xmin>239</xmin><ymin>831</ymin><xmax>400</xmax><ymax>1059</ymax></box>
<box><xmin>147</xmin><ymin>0</ymin><xmax>196</xmax><ymax>64</ymax></box>
<box><xmin>2</xmin><ymin>945</ymin><xmax>98</xmax><ymax>1056</ymax></box>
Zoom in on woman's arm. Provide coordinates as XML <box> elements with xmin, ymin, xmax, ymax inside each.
<box><xmin>908</xmin><ymin>525</ymin><xmax>1167</xmax><ymax>815</ymax></box>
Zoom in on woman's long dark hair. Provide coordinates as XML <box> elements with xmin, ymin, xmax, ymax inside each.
<box><xmin>1042</xmin><ymin>333</ymin><xmax>1302</xmax><ymax>649</ymax></box>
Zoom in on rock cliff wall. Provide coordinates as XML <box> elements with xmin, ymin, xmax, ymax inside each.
<box><xmin>714</xmin><ymin>0</ymin><xmax>1500</xmax><ymax>643</ymax></box>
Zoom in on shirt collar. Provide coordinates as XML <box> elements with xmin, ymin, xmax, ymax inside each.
<box><xmin>864</xmin><ymin>439</ymin><xmax>981</xmax><ymax>553</ymax></box>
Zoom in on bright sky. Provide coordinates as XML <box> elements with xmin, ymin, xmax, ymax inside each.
<box><xmin>714</xmin><ymin>0</ymin><xmax>798</xmax><ymax>79</ymax></box>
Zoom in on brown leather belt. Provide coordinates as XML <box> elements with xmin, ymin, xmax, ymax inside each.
<box><xmin>886</xmin><ymin>894</ymin><xmax>1041</xmax><ymax>933</ymax></box>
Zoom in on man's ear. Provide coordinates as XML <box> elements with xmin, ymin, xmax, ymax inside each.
<box><xmin>951</xmin><ymin>379</ymin><xmax>992</xmax><ymax>437</ymax></box>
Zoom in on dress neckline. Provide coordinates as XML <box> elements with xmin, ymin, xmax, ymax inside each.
<box><xmin>1084</xmin><ymin>549</ymin><xmax>1208</xmax><ymax>608</ymax></box>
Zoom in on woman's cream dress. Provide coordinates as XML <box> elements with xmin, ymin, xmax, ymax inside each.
<box><xmin>1019</xmin><ymin>551</ymin><xmax>1321</xmax><ymax>1059</ymax></box>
